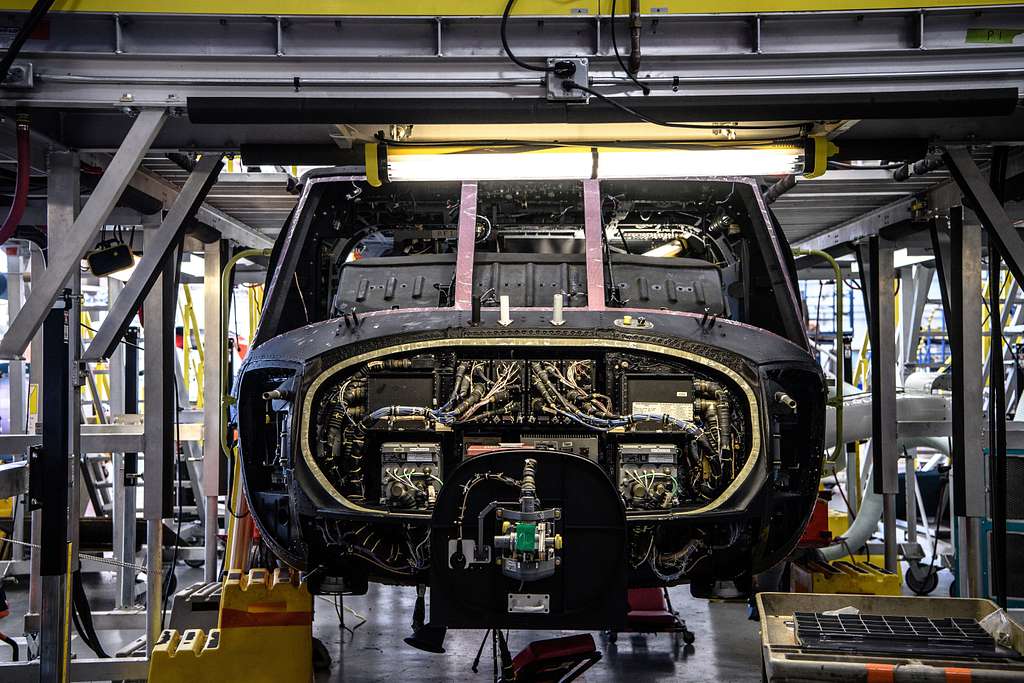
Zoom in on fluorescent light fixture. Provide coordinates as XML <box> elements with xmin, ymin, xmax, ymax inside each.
<box><xmin>372</xmin><ymin>141</ymin><xmax>820</xmax><ymax>184</ymax></box>
<box><xmin>386</xmin><ymin>146</ymin><xmax>594</xmax><ymax>182</ymax></box>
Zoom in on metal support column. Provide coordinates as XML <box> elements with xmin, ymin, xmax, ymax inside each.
<box><xmin>945</xmin><ymin>207</ymin><xmax>986</xmax><ymax>597</ymax></box>
<box><xmin>27</xmin><ymin>241</ymin><xmax>45</xmax><ymax>617</ymax></box>
<box><xmin>143</xmin><ymin>251</ymin><xmax>180</xmax><ymax>650</ymax></box>
<box><xmin>6</xmin><ymin>247</ymin><xmax>26</xmax><ymax>434</ymax></box>
<box><xmin>202</xmin><ymin>240</ymin><xmax>224</xmax><ymax>582</ymax></box>
<box><xmin>114</xmin><ymin>328</ymin><xmax>140</xmax><ymax>608</ymax></box>
<box><xmin>865</xmin><ymin>236</ymin><xmax>899</xmax><ymax>571</ymax></box>
<box><xmin>37</xmin><ymin>292</ymin><xmax>73</xmax><ymax>683</ymax></box>
<box><xmin>987</xmin><ymin>146</ymin><xmax>1009</xmax><ymax>608</ymax></box>
<box><xmin>5</xmin><ymin>247</ymin><xmax>28</xmax><ymax>573</ymax></box>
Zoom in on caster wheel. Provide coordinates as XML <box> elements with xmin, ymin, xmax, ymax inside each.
<box><xmin>682</xmin><ymin>630</ymin><xmax>695</xmax><ymax>645</ymax></box>
<box><xmin>905</xmin><ymin>565</ymin><xmax>939</xmax><ymax>596</ymax></box>
<box><xmin>312</xmin><ymin>637</ymin><xmax>332</xmax><ymax>672</ymax></box>
<box><xmin>608</xmin><ymin>631</ymin><xmax>618</xmax><ymax>644</ymax></box>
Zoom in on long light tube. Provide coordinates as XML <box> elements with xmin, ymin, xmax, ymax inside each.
<box><xmin>379</xmin><ymin>143</ymin><xmax>808</xmax><ymax>183</ymax></box>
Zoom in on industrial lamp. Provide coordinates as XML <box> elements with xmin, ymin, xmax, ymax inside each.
<box><xmin>366</xmin><ymin>138</ymin><xmax>835</xmax><ymax>185</ymax></box>
<box><xmin>85</xmin><ymin>239</ymin><xmax>138</xmax><ymax>280</ymax></box>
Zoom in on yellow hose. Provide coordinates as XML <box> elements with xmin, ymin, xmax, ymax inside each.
<box><xmin>219</xmin><ymin>248</ymin><xmax>272</xmax><ymax>459</ymax></box>
<box><xmin>793</xmin><ymin>248</ymin><xmax>844</xmax><ymax>460</ymax></box>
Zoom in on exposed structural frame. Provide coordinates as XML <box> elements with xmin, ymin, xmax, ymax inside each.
<box><xmin>0</xmin><ymin>6</ymin><xmax>1022</xmax><ymax>111</ymax></box>
<box><xmin>858</xmin><ymin>237</ymin><xmax>900</xmax><ymax>572</ymax></box>
<box><xmin>793</xmin><ymin>149</ymin><xmax>1024</xmax><ymax>256</ymax></box>
<box><xmin>83</xmin><ymin>153</ymin><xmax>225</xmax><ymax>362</ymax></box>
<box><xmin>0</xmin><ymin>109</ymin><xmax>166</xmax><ymax>358</ymax></box>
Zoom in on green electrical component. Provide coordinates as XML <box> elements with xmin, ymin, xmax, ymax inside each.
<box><xmin>515</xmin><ymin>523</ymin><xmax>537</xmax><ymax>552</ymax></box>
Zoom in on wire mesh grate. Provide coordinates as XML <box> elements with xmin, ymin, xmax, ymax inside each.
<box><xmin>793</xmin><ymin>611</ymin><xmax>1020</xmax><ymax>660</ymax></box>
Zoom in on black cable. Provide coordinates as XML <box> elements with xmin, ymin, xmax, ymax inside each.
<box><xmin>565</xmin><ymin>82</ymin><xmax>811</xmax><ymax>132</ymax></box>
<box><xmin>0</xmin><ymin>0</ymin><xmax>56</xmax><ymax>84</ymax></box>
<box><xmin>376</xmin><ymin>133</ymin><xmax>809</xmax><ymax>153</ymax></box>
<box><xmin>611</xmin><ymin>0</ymin><xmax>650</xmax><ymax>95</ymax></box>
<box><xmin>500</xmin><ymin>0</ymin><xmax>554</xmax><ymax>73</ymax></box>
<box><xmin>79</xmin><ymin>323</ymin><xmax>145</xmax><ymax>351</ymax></box>
<box><xmin>71</xmin><ymin>571</ymin><xmax>109</xmax><ymax>658</ymax></box>
<box><xmin>161</xmin><ymin>382</ymin><xmax>185</xmax><ymax>629</ymax></box>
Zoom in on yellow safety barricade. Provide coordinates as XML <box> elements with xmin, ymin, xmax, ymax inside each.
<box><xmin>149</xmin><ymin>568</ymin><xmax>313</xmax><ymax>683</ymax></box>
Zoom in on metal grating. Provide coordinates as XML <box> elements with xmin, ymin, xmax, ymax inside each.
<box><xmin>771</xmin><ymin>168</ymin><xmax>949</xmax><ymax>244</ymax></box>
<box><xmin>793</xmin><ymin>611</ymin><xmax>1020</xmax><ymax>660</ymax></box>
<box><xmin>142</xmin><ymin>155</ymin><xmax>297</xmax><ymax>237</ymax></box>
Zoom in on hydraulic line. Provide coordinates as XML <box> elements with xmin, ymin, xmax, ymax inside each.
<box><xmin>0</xmin><ymin>113</ymin><xmax>31</xmax><ymax>245</ymax></box>
<box><xmin>793</xmin><ymin>248</ymin><xmax>844</xmax><ymax>461</ymax></box>
<box><xmin>219</xmin><ymin>248</ymin><xmax>273</xmax><ymax>460</ymax></box>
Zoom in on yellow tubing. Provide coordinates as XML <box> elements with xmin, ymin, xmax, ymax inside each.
<box><xmin>219</xmin><ymin>248</ymin><xmax>272</xmax><ymax>460</ymax></box>
<box><xmin>793</xmin><ymin>248</ymin><xmax>844</xmax><ymax>461</ymax></box>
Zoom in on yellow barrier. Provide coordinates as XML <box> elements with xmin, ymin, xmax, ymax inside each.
<box><xmin>149</xmin><ymin>568</ymin><xmax>313</xmax><ymax>683</ymax></box>
<box><xmin>791</xmin><ymin>559</ymin><xmax>901</xmax><ymax>596</ymax></box>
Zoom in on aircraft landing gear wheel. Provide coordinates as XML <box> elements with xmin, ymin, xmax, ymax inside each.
<box><xmin>905</xmin><ymin>565</ymin><xmax>939</xmax><ymax>596</ymax></box>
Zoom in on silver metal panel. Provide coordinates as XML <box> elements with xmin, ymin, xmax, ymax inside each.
<box><xmin>0</xmin><ymin>460</ymin><xmax>28</xmax><ymax>498</ymax></box>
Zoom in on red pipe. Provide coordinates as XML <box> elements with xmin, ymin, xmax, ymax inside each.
<box><xmin>0</xmin><ymin>113</ymin><xmax>31</xmax><ymax>245</ymax></box>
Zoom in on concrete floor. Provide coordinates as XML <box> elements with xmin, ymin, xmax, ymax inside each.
<box><xmin>314</xmin><ymin>583</ymin><xmax>762</xmax><ymax>682</ymax></box>
<box><xmin>0</xmin><ymin>566</ymin><xmax>765</xmax><ymax>681</ymax></box>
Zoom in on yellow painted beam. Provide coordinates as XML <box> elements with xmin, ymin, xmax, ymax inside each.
<box><xmin>3</xmin><ymin>0</ymin><xmax>1022</xmax><ymax>16</ymax></box>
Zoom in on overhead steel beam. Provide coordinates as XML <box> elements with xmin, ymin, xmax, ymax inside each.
<box><xmin>83</xmin><ymin>153</ymin><xmax>224</xmax><ymax>362</ymax></box>
<box><xmin>944</xmin><ymin>146</ymin><xmax>1024</xmax><ymax>289</ymax></box>
<box><xmin>0</xmin><ymin>108</ymin><xmax>167</xmax><ymax>359</ymax></box>
<box><xmin>796</xmin><ymin>195</ymin><xmax>920</xmax><ymax>253</ymax></box>
<box><xmin>4</xmin><ymin>7</ymin><xmax>1024</xmax><ymax>110</ymax></box>
<box><xmin>16</xmin><ymin>201</ymin><xmax>161</xmax><ymax>227</ymax></box>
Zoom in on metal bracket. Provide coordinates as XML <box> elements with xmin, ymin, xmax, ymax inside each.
<box><xmin>27</xmin><ymin>446</ymin><xmax>42</xmax><ymax>510</ymax></box>
<box><xmin>3</xmin><ymin>62</ymin><xmax>33</xmax><ymax>89</ymax></box>
<box><xmin>508</xmin><ymin>593</ymin><xmax>550</xmax><ymax>614</ymax></box>
<box><xmin>545</xmin><ymin>58</ymin><xmax>589</xmax><ymax>102</ymax></box>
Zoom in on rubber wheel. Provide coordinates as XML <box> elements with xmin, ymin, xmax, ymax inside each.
<box><xmin>312</xmin><ymin>637</ymin><xmax>332</xmax><ymax>672</ymax></box>
<box><xmin>682</xmin><ymin>629</ymin><xmax>696</xmax><ymax>645</ymax></box>
<box><xmin>905</xmin><ymin>566</ymin><xmax>939</xmax><ymax>596</ymax></box>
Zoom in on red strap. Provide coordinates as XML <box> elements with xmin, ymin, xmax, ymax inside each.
<box><xmin>866</xmin><ymin>663</ymin><xmax>895</xmax><ymax>683</ymax></box>
<box><xmin>220</xmin><ymin>608</ymin><xmax>312</xmax><ymax>628</ymax></box>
